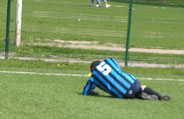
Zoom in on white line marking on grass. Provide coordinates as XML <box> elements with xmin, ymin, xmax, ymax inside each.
<box><xmin>0</xmin><ymin>70</ymin><xmax>183</xmax><ymax>82</ymax></box>
<box><xmin>24</xmin><ymin>26</ymin><xmax>126</xmax><ymax>37</ymax></box>
<box><xmin>32</xmin><ymin>11</ymin><xmax>184</xmax><ymax>25</ymax></box>
<box><xmin>32</xmin><ymin>11</ymin><xmax>128</xmax><ymax>23</ymax></box>
<box><xmin>137</xmin><ymin>77</ymin><xmax>184</xmax><ymax>82</ymax></box>
<box><xmin>0</xmin><ymin>70</ymin><xmax>86</xmax><ymax>77</ymax></box>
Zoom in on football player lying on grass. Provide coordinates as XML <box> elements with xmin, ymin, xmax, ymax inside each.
<box><xmin>82</xmin><ymin>58</ymin><xmax>170</xmax><ymax>100</ymax></box>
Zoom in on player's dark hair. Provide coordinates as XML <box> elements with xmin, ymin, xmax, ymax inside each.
<box><xmin>90</xmin><ymin>61</ymin><xmax>101</xmax><ymax>72</ymax></box>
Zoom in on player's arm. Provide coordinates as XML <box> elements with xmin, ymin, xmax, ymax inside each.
<box><xmin>82</xmin><ymin>77</ymin><xmax>98</xmax><ymax>96</ymax></box>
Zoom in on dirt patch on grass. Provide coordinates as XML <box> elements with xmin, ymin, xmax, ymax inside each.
<box><xmin>30</xmin><ymin>39</ymin><xmax>184</xmax><ymax>55</ymax></box>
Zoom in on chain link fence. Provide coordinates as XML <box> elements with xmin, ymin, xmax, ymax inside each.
<box><xmin>1</xmin><ymin>0</ymin><xmax>184</xmax><ymax>67</ymax></box>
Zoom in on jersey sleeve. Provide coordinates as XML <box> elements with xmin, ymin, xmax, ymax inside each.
<box><xmin>82</xmin><ymin>77</ymin><xmax>96</xmax><ymax>96</ymax></box>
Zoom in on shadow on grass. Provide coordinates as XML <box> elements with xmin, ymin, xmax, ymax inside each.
<box><xmin>76</xmin><ymin>92</ymin><xmax>143</xmax><ymax>100</ymax></box>
<box><xmin>76</xmin><ymin>92</ymin><xmax>113</xmax><ymax>99</ymax></box>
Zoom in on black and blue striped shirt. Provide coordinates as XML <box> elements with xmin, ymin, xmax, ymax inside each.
<box><xmin>82</xmin><ymin>58</ymin><xmax>138</xmax><ymax>98</ymax></box>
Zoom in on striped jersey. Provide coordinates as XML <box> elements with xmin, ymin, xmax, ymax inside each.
<box><xmin>82</xmin><ymin>58</ymin><xmax>138</xmax><ymax>98</ymax></box>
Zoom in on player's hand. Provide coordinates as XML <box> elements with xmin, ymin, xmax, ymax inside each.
<box><xmin>91</xmin><ymin>91</ymin><xmax>99</xmax><ymax>96</ymax></box>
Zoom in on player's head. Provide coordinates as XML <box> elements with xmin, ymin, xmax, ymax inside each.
<box><xmin>90</xmin><ymin>61</ymin><xmax>101</xmax><ymax>72</ymax></box>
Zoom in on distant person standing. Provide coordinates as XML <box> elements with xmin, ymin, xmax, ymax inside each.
<box><xmin>89</xmin><ymin>0</ymin><xmax>111</xmax><ymax>8</ymax></box>
<box><xmin>89</xmin><ymin>0</ymin><xmax>101</xmax><ymax>7</ymax></box>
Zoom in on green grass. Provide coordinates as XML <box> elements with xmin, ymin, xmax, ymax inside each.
<box><xmin>1</xmin><ymin>0</ymin><xmax>184</xmax><ymax>49</ymax></box>
<box><xmin>0</xmin><ymin>59</ymin><xmax>183</xmax><ymax>80</ymax></box>
<box><xmin>1</xmin><ymin>0</ymin><xmax>184</xmax><ymax>65</ymax></box>
<box><xmin>1</xmin><ymin>1</ymin><xmax>184</xmax><ymax>118</ymax></box>
<box><xmin>14</xmin><ymin>46</ymin><xmax>184</xmax><ymax>64</ymax></box>
<box><xmin>0</xmin><ymin>59</ymin><xmax>184</xmax><ymax>119</ymax></box>
<box><xmin>19</xmin><ymin>0</ymin><xmax>184</xmax><ymax>49</ymax></box>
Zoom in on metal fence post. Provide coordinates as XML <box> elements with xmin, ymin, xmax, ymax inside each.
<box><xmin>125</xmin><ymin>0</ymin><xmax>133</xmax><ymax>66</ymax></box>
<box><xmin>5</xmin><ymin>0</ymin><xmax>12</xmax><ymax>59</ymax></box>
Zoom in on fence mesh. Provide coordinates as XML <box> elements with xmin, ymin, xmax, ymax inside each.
<box><xmin>1</xmin><ymin>0</ymin><xmax>184</xmax><ymax>66</ymax></box>
<box><xmin>0</xmin><ymin>0</ymin><xmax>7</xmax><ymax>52</ymax></box>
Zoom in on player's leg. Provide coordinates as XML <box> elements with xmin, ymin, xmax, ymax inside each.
<box><xmin>96</xmin><ymin>0</ymin><xmax>101</xmax><ymax>7</ymax></box>
<box><xmin>141</xmin><ymin>86</ymin><xmax>170</xmax><ymax>100</ymax></box>
<box><xmin>89</xmin><ymin>0</ymin><xmax>94</xmax><ymax>6</ymax></box>
<box><xmin>103</xmin><ymin>0</ymin><xmax>111</xmax><ymax>8</ymax></box>
<box><xmin>132</xmin><ymin>83</ymin><xmax>157</xmax><ymax>100</ymax></box>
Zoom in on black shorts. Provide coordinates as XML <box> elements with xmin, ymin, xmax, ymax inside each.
<box><xmin>125</xmin><ymin>80</ymin><xmax>142</xmax><ymax>98</ymax></box>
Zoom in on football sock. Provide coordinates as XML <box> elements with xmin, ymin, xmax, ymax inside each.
<box><xmin>143</xmin><ymin>87</ymin><xmax>162</xmax><ymax>99</ymax></box>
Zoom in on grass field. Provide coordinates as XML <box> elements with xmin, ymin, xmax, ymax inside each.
<box><xmin>0</xmin><ymin>60</ymin><xmax>184</xmax><ymax>119</ymax></box>
<box><xmin>0</xmin><ymin>0</ymin><xmax>184</xmax><ymax>65</ymax></box>
<box><xmin>1</xmin><ymin>0</ymin><xmax>184</xmax><ymax>66</ymax></box>
<box><xmin>21</xmin><ymin>0</ymin><xmax>184</xmax><ymax>49</ymax></box>
<box><xmin>0</xmin><ymin>0</ymin><xmax>184</xmax><ymax>118</ymax></box>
